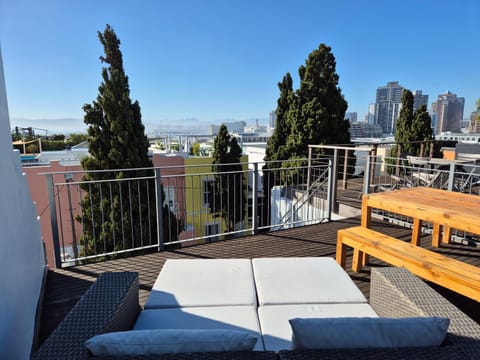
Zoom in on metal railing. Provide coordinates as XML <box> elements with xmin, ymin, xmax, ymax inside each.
<box><xmin>45</xmin><ymin>160</ymin><xmax>333</xmax><ymax>267</ymax></box>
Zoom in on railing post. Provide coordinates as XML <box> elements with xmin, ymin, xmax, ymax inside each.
<box><xmin>326</xmin><ymin>158</ymin><xmax>334</xmax><ymax>221</ymax></box>
<box><xmin>46</xmin><ymin>173</ymin><xmax>62</xmax><ymax>269</ymax></box>
<box><xmin>331</xmin><ymin>149</ymin><xmax>338</xmax><ymax>209</ymax></box>
<box><xmin>307</xmin><ymin>146</ymin><xmax>313</xmax><ymax>188</ymax></box>
<box><xmin>342</xmin><ymin>149</ymin><xmax>348</xmax><ymax>190</ymax></box>
<box><xmin>447</xmin><ymin>163</ymin><xmax>455</xmax><ymax>191</ymax></box>
<box><xmin>154</xmin><ymin>168</ymin><xmax>164</xmax><ymax>251</ymax></box>
<box><xmin>363</xmin><ymin>154</ymin><xmax>373</xmax><ymax>194</ymax></box>
<box><xmin>251</xmin><ymin>163</ymin><xmax>258</xmax><ymax>235</ymax></box>
<box><xmin>395</xmin><ymin>144</ymin><xmax>402</xmax><ymax>176</ymax></box>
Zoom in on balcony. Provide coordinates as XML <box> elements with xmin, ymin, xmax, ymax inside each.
<box><xmin>35</xmin><ymin>147</ymin><xmax>480</xmax><ymax>353</ymax></box>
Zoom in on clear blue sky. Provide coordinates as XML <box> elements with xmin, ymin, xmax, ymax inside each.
<box><xmin>1</xmin><ymin>0</ymin><xmax>479</xmax><ymax>128</ymax></box>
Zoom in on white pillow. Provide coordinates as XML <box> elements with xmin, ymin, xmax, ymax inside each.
<box><xmin>85</xmin><ymin>329</ymin><xmax>257</xmax><ymax>356</ymax></box>
<box><xmin>289</xmin><ymin>317</ymin><xmax>449</xmax><ymax>349</ymax></box>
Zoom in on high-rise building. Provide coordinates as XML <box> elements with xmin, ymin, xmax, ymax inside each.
<box><xmin>345</xmin><ymin>112</ymin><xmax>357</xmax><ymax>123</ymax></box>
<box><xmin>412</xmin><ymin>90</ymin><xmax>428</xmax><ymax>110</ymax></box>
<box><xmin>432</xmin><ymin>91</ymin><xmax>465</xmax><ymax>133</ymax></box>
<box><xmin>269</xmin><ymin>110</ymin><xmax>277</xmax><ymax>129</ymax></box>
<box><xmin>468</xmin><ymin>109</ymin><xmax>480</xmax><ymax>133</ymax></box>
<box><xmin>367</xmin><ymin>104</ymin><xmax>375</xmax><ymax>124</ymax></box>
<box><xmin>374</xmin><ymin>81</ymin><xmax>404</xmax><ymax>135</ymax></box>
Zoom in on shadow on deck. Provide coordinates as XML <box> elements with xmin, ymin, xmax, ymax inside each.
<box><xmin>38</xmin><ymin>216</ymin><xmax>480</xmax><ymax>346</ymax></box>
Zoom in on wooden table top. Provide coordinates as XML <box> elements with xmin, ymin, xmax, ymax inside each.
<box><xmin>363</xmin><ymin>187</ymin><xmax>480</xmax><ymax>235</ymax></box>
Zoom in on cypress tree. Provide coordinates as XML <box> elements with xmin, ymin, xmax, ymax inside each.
<box><xmin>210</xmin><ymin>124</ymin><xmax>246</xmax><ymax>234</ymax></box>
<box><xmin>394</xmin><ymin>89</ymin><xmax>415</xmax><ymax>155</ymax></box>
<box><xmin>286</xmin><ymin>44</ymin><xmax>350</xmax><ymax>160</ymax></box>
<box><xmin>412</xmin><ymin>104</ymin><xmax>434</xmax><ymax>155</ymax></box>
<box><xmin>78</xmin><ymin>25</ymin><xmax>177</xmax><ymax>257</ymax></box>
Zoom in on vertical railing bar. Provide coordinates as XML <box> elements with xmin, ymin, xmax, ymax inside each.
<box><xmin>109</xmin><ymin>182</ymin><xmax>115</xmax><ymax>251</ymax></box>
<box><xmin>146</xmin><ymin>178</ymin><xmax>152</xmax><ymax>245</ymax></box>
<box><xmin>88</xmin><ymin>183</ymin><xmax>97</xmax><ymax>255</ymax></box>
<box><xmin>252</xmin><ymin>163</ymin><xmax>258</xmax><ymax>234</ymax></box>
<box><xmin>137</xmin><ymin>179</ymin><xmax>143</xmax><ymax>247</ymax></box>
<box><xmin>46</xmin><ymin>173</ymin><xmax>62</xmax><ymax>268</ymax></box>
<box><xmin>128</xmin><ymin>181</ymin><xmax>134</xmax><ymax>248</ymax></box>
<box><xmin>119</xmin><ymin>182</ymin><xmax>125</xmax><ymax>250</ymax></box>
<box><xmin>154</xmin><ymin>168</ymin><xmax>164</xmax><ymax>251</ymax></box>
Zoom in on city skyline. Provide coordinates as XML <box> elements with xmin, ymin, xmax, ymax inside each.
<box><xmin>1</xmin><ymin>0</ymin><xmax>479</xmax><ymax>132</ymax></box>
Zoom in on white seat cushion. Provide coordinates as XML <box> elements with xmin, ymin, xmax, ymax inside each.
<box><xmin>133</xmin><ymin>306</ymin><xmax>264</xmax><ymax>351</ymax></box>
<box><xmin>144</xmin><ymin>259</ymin><xmax>257</xmax><ymax>309</ymax></box>
<box><xmin>252</xmin><ymin>257</ymin><xmax>367</xmax><ymax>305</ymax></box>
<box><xmin>258</xmin><ymin>303</ymin><xmax>378</xmax><ymax>352</ymax></box>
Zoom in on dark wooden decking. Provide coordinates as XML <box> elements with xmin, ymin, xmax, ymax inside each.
<box><xmin>37</xmin><ymin>216</ymin><xmax>480</xmax><ymax>347</ymax></box>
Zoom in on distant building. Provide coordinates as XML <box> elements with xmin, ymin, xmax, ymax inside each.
<box><xmin>208</xmin><ymin>121</ymin><xmax>246</xmax><ymax>135</ymax></box>
<box><xmin>269</xmin><ymin>110</ymin><xmax>277</xmax><ymax>129</ymax></box>
<box><xmin>367</xmin><ymin>104</ymin><xmax>375</xmax><ymax>124</ymax></box>
<box><xmin>345</xmin><ymin>112</ymin><xmax>357</xmax><ymax>122</ymax></box>
<box><xmin>412</xmin><ymin>90</ymin><xmax>428</xmax><ymax>110</ymax></box>
<box><xmin>374</xmin><ymin>81</ymin><xmax>404</xmax><ymax>135</ymax></box>
<box><xmin>349</xmin><ymin>122</ymin><xmax>383</xmax><ymax>139</ymax></box>
<box><xmin>468</xmin><ymin>109</ymin><xmax>480</xmax><ymax>133</ymax></box>
<box><xmin>432</xmin><ymin>91</ymin><xmax>465</xmax><ymax>133</ymax></box>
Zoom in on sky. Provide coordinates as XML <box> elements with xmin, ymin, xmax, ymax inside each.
<box><xmin>1</xmin><ymin>0</ymin><xmax>479</xmax><ymax>133</ymax></box>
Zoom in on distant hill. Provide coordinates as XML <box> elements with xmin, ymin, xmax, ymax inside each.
<box><xmin>11</xmin><ymin>118</ymin><xmax>87</xmax><ymax>135</ymax></box>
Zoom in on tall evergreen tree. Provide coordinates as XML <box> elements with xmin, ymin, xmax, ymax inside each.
<box><xmin>412</xmin><ymin>104</ymin><xmax>434</xmax><ymax>155</ymax></box>
<box><xmin>262</xmin><ymin>73</ymin><xmax>294</xmax><ymax>224</ymax></box>
<box><xmin>285</xmin><ymin>44</ymin><xmax>350</xmax><ymax>159</ymax></box>
<box><xmin>210</xmin><ymin>124</ymin><xmax>246</xmax><ymax>233</ymax></box>
<box><xmin>78</xmin><ymin>25</ymin><xmax>177</xmax><ymax>256</ymax></box>
<box><xmin>394</xmin><ymin>89</ymin><xmax>415</xmax><ymax>155</ymax></box>
<box><xmin>264</xmin><ymin>73</ymin><xmax>294</xmax><ymax>164</ymax></box>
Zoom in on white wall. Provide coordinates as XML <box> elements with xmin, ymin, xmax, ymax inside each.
<box><xmin>0</xmin><ymin>48</ymin><xmax>46</xmax><ymax>359</ymax></box>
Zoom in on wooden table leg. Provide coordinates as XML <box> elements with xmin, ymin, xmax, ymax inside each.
<box><xmin>412</xmin><ymin>218</ymin><xmax>422</xmax><ymax>246</ymax></box>
<box><xmin>432</xmin><ymin>224</ymin><xmax>441</xmax><ymax>247</ymax></box>
<box><xmin>442</xmin><ymin>226</ymin><xmax>452</xmax><ymax>245</ymax></box>
<box><xmin>361</xmin><ymin>196</ymin><xmax>371</xmax><ymax>228</ymax></box>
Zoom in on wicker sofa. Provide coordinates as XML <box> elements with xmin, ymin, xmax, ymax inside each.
<box><xmin>31</xmin><ymin>268</ymin><xmax>480</xmax><ymax>360</ymax></box>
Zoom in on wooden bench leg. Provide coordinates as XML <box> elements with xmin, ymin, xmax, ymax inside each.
<box><xmin>442</xmin><ymin>226</ymin><xmax>452</xmax><ymax>245</ymax></box>
<box><xmin>336</xmin><ymin>233</ymin><xmax>347</xmax><ymax>268</ymax></box>
<box><xmin>362</xmin><ymin>253</ymin><xmax>370</xmax><ymax>267</ymax></box>
<box><xmin>432</xmin><ymin>224</ymin><xmax>441</xmax><ymax>247</ymax></box>
<box><xmin>352</xmin><ymin>249</ymin><xmax>363</xmax><ymax>272</ymax></box>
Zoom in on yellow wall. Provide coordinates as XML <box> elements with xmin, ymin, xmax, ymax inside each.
<box><xmin>184</xmin><ymin>156</ymin><xmax>248</xmax><ymax>242</ymax></box>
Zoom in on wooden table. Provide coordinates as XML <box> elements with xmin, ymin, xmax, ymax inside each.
<box><xmin>361</xmin><ymin>187</ymin><xmax>480</xmax><ymax>247</ymax></box>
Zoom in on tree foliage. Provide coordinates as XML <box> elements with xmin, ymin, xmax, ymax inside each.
<box><xmin>285</xmin><ymin>44</ymin><xmax>350</xmax><ymax>159</ymax></box>
<box><xmin>393</xmin><ymin>90</ymin><xmax>433</xmax><ymax>157</ymax></box>
<box><xmin>78</xmin><ymin>24</ymin><xmax>177</xmax><ymax>257</ymax></box>
<box><xmin>209</xmin><ymin>124</ymin><xmax>246</xmax><ymax>233</ymax></box>
<box><xmin>394</xmin><ymin>89</ymin><xmax>415</xmax><ymax>155</ymax></box>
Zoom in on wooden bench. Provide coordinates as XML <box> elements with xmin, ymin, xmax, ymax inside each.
<box><xmin>336</xmin><ymin>226</ymin><xmax>480</xmax><ymax>302</ymax></box>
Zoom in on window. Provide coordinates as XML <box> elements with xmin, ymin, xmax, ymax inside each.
<box><xmin>203</xmin><ymin>178</ymin><xmax>215</xmax><ymax>207</ymax></box>
<box><xmin>164</xmin><ymin>186</ymin><xmax>177</xmax><ymax>212</ymax></box>
<box><xmin>204</xmin><ymin>222</ymin><xmax>220</xmax><ymax>242</ymax></box>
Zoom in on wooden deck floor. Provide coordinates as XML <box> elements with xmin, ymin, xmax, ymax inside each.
<box><xmin>37</xmin><ymin>216</ymin><xmax>480</xmax><ymax>346</ymax></box>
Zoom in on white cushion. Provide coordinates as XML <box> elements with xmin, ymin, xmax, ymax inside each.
<box><xmin>252</xmin><ymin>257</ymin><xmax>367</xmax><ymax>305</ymax></box>
<box><xmin>290</xmin><ymin>317</ymin><xmax>450</xmax><ymax>349</ymax></box>
<box><xmin>134</xmin><ymin>306</ymin><xmax>265</xmax><ymax>351</ymax></box>
<box><xmin>258</xmin><ymin>303</ymin><xmax>378</xmax><ymax>351</ymax></box>
<box><xmin>144</xmin><ymin>259</ymin><xmax>257</xmax><ymax>309</ymax></box>
<box><xmin>85</xmin><ymin>329</ymin><xmax>257</xmax><ymax>356</ymax></box>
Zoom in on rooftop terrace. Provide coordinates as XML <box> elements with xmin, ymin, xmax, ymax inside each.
<box><xmin>37</xmin><ymin>216</ymin><xmax>480</xmax><ymax>348</ymax></box>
